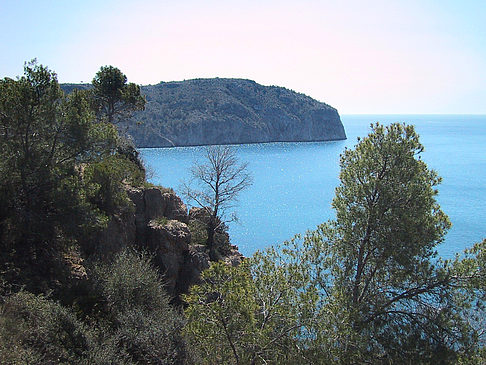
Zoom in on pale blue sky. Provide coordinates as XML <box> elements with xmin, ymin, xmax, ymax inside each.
<box><xmin>1</xmin><ymin>0</ymin><xmax>485</xmax><ymax>113</ymax></box>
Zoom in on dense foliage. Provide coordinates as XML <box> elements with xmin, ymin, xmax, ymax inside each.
<box><xmin>0</xmin><ymin>250</ymin><xmax>189</xmax><ymax>364</ymax></box>
<box><xmin>0</xmin><ymin>62</ymin><xmax>190</xmax><ymax>364</ymax></box>
<box><xmin>0</xmin><ymin>61</ymin><xmax>119</xmax><ymax>293</ymax></box>
<box><xmin>91</xmin><ymin>66</ymin><xmax>145</xmax><ymax>125</ymax></box>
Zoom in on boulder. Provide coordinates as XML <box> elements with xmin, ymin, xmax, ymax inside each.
<box><xmin>161</xmin><ymin>192</ymin><xmax>188</xmax><ymax>223</ymax></box>
<box><xmin>223</xmin><ymin>246</ymin><xmax>244</xmax><ymax>267</ymax></box>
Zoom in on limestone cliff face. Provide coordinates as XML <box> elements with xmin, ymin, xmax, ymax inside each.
<box><xmin>92</xmin><ymin>186</ymin><xmax>242</xmax><ymax>297</ymax></box>
<box><xmin>121</xmin><ymin>78</ymin><xmax>346</xmax><ymax>147</ymax></box>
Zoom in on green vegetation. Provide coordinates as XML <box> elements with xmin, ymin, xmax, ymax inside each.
<box><xmin>0</xmin><ymin>61</ymin><xmax>188</xmax><ymax>363</ymax></box>
<box><xmin>183</xmin><ymin>124</ymin><xmax>486</xmax><ymax>364</ymax></box>
<box><xmin>0</xmin><ymin>60</ymin><xmax>116</xmax><ymax>293</ymax></box>
<box><xmin>0</xmin><ymin>250</ymin><xmax>189</xmax><ymax>364</ymax></box>
<box><xmin>91</xmin><ymin>65</ymin><xmax>145</xmax><ymax>125</ymax></box>
<box><xmin>0</xmin><ymin>62</ymin><xmax>485</xmax><ymax>364</ymax></box>
<box><xmin>85</xmin><ymin>249</ymin><xmax>189</xmax><ymax>364</ymax></box>
<box><xmin>152</xmin><ymin>216</ymin><xmax>169</xmax><ymax>226</ymax></box>
<box><xmin>183</xmin><ymin>256</ymin><xmax>312</xmax><ymax>364</ymax></box>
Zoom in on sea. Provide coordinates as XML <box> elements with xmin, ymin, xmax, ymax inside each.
<box><xmin>140</xmin><ymin>115</ymin><xmax>486</xmax><ymax>259</ymax></box>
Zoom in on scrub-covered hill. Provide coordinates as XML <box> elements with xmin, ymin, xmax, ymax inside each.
<box><xmin>126</xmin><ymin>78</ymin><xmax>346</xmax><ymax>147</ymax></box>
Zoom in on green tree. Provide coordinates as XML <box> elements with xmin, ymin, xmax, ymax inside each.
<box><xmin>0</xmin><ymin>60</ymin><xmax>119</xmax><ymax>292</ymax></box>
<box><xmin>91</xmin><ymin>65</ymin><xmax>145</xmax><ymax>124</ymax></box>
<box><xmin>184</xmin><ymin>123</ymin><xmax>481</xmax><ymax>364</ymax></box>
<box><xmin>302</xmin><ymin>123</ymin><xmax>470</xmax><ymax>363</ymax></box>
<box><xmin>452</xmin><ymin>239</ymin><xmax>486</xmax><ymax>363</ymax></box>
<box><xmin>91</xmin><ymin>65</ymin><xmax>147</xmax><ymax>180</ymax></box>
<box><xmin>184</xmin><ymin>255</ymin><xmax>314</xmax><ymax>364</ymax></box>
<box><xmin>182</xmin><ymin>146</ymin><xmax>252</xmax><ymax>260</ymax></box>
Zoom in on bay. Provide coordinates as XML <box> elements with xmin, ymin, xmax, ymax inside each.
<box><xmin>140</xmin><ymin>115</ymin><xmax>486</xmax><ymax>258</ymax></box>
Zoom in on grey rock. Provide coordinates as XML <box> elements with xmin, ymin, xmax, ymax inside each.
<box><xmin>91</xmin><ymin>184</ymin><xmax>244</xmax><ymax>298</ymax></box>
<box><xmin>62</xmin><ymin>79</ymin><xmax>346</xmax><ymax>147</ymax></box>
<box><xmin>144</xmin><ymin>188</ymin><xmax>167</xmax><ymax>221</ymax></box>
<box><xmin>91</xmin><ymin>211</ymin><xmax>136</xmax><ymax>259</ymax></box>
<box><xmin>147</xmin><ymin>220</ymin><xmax>191</xmax><ymax>294</ymax></box>
<box><xmin>161</xmin><ymin>192</ymin><xmax>188</xmax><ymax>223</ymax></box>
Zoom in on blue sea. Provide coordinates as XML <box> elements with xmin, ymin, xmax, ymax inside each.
<box><xmin>140</xmin><ymin>115</ymin><xmax>486</xmax><ymax>259</ymax></box>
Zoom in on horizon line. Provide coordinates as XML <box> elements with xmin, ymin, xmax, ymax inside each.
<box><xmin>341</xmin><ymin>113</ymin><xmax>486</xmax><ymax>116</ymax></box>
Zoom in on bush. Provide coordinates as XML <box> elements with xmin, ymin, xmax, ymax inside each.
<box><xmin>87</xmin><ymin>248</ymin><xmax>191</xmax><ymax>364</ymax></box>
<box><xmin>0</xmin><ymin>291</ymin><xmax>93</xmax><ymax>364</ymax></box>
<box><xmin>0</xmin><ymin>250</ymin><xmax>193</xmax><ymax>364</ymax></box>
<box><xmin>152</xmin><ymin>216</ymin><xmax>169</xmax><ymax>226</ymax></box>
<box><xmin>84</xmin><ymin>155</ymin><xmax>144</xmax><ymax>214</ymax></box>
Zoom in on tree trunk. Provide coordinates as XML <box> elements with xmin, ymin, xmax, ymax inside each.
<box><xmin>206</xmin><ymin>219</ymin><xmax>218</xmax><ymax>261</ymax></box>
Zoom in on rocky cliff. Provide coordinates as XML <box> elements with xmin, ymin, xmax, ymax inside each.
<box><xmin>89</xmin><ymin>185</ymin><xmax>242</xmax><ymax>298</ymax></box>
<box><xmin>125</xmin><ymin>78</ymin><xmax>346</xmax><ymax>147</ymax></box>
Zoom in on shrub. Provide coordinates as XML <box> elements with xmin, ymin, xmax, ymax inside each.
<box><xmin>84</xmin><ymin>155</ymin><xmax>144</xmax><ymax>214</ymax></box>
<box><xmin>0</xmin><ymin>291</ymin><xmax>93</xmax><ymax>364</ymax></box>
<box><xmin>152</xmin><ymin>216</ymin><xmax>169</xmax><ymax>226</ymax></box>
<box><xmin>88</xmin><ymin>248</ymin><xmax>191</xmax><ymax>364</ymax></box>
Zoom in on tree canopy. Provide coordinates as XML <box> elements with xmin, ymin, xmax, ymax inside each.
<box><xmin>0</xmin><ymin>61</ymin><xmax>188</xmax><ymax>364</ymax></box>
<box><xmin>91</xmin><ymin>65</ymin><xmax>145</xmax><ymax>124</ymax></box>
<box><xmin>322</xmin><ymin>123</ymin><xmax>455</xmax><ymax>360</ymax></box>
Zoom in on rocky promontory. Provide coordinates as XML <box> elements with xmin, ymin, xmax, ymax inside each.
<box><xmin>126</xmin><ymin>78</ymin><xmax>346</xmax><ymax>147</ymax></box>
<box><xmin>85</xmin><ymin>185</ymin><xmax>242</xmax><ymax>298</ymax></box>
<box><xmin>63</xmin><ymin>79</ymin><xmax>346</xmax><ymax>147</ymax></box>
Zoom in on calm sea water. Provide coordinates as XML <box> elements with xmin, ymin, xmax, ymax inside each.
<box><xmin>140</xmin><ymin>115</ymin><xmax>486</xmax><ymax>258</ymax></box>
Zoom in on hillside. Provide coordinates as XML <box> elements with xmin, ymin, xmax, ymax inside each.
<box><xmin>64</xmin><ymin>79</ymin><xmax>346</xmax><ymax>147</ymax></box>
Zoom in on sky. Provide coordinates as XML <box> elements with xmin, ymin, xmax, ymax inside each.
<box><xmin>1</xmin><ymin>0</ymin><xmax>485</xmax><ymax>114</ymax></box>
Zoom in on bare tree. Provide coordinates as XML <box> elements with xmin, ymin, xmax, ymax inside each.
<box><xmin>182</xmin><ymin>146</ymin><xmax>252</xmax><ymax>260</ymax></box>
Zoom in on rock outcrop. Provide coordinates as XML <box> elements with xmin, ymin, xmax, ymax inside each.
<box><xmin>146</xmin><ymin>219</ymin><xmax>191</xmax><ymax>294</ymax></box>
<box><xmin>91</xmin><ymin>185</ymin><xmax>242</xmax><ymax>298</ymax></box>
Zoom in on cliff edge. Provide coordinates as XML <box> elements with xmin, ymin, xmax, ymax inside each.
<box><xmin>85</xmin><ymin>185</ymin><xmax>242</xmax><ymax>298</ymax></box>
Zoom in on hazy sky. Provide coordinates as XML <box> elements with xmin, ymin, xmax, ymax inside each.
<box><xmin>1</xmin><ymin>0</ymin><xmax>485</xmax><ymax>113</ymax></box>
